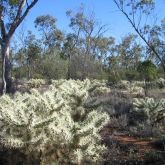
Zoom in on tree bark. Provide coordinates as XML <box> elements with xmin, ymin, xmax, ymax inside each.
<box><xmin>1</xmin><ymin>39</ymin><xmax>12</xmax><ymax>94</ymax></box>
<box><xmin>0</xmin><ymin>0</ymin><xmax>39</xmax><ymax>94</ymax></box>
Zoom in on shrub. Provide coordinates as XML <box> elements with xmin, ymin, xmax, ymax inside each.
<box><xmin>137</xmin><ymin>60</ymin><xmax>157</xmax><ymax>82</ymax></box>
<box><xmin>90</xmin><ymin>86</ymin><xmax>111</xmax><ymax>96</ymax></box>
<box><xmin>128</xmin><ymin>86</ymin><xmax>144</xmax><ymax>96</ymax></box>
<box><xmin>115</xmin><ymin>80</ymin><xmax>130</xmax><ymax>89</ymax></box>
<box><xmin>125</xmin><ymin>70</ymin><xmax>139</xmax><ymax>81</ymax></box>
<box><xmin>51</xmin><ymin>79</ymin><xmax>109</xmax><ymax>97</ymax></box>
<box><xmin>108</xmin><ymin>114</ymin><xmax>128</xmax><ymax>129</ymax></box>
<box><xmin>131</xmin><ymin>81</ymin><xmax>146</xmax><ymax>88</ymax></box>
<box><xmin>27</xmin><ymin>79</ymin><xmax>46</xmax><ymax>88</ymax></box>
<box><xmin>129</xmin><ymin>122</ymin><xmax>162</xmax><ymax>138</ymax></box>
<box><xmin>68</xmin><ymin>54</ymin><xmax>103</xmax><ymax>80</ymax></box>
<box><xmin>37</xmin><ymin>52</ymin><xmax>68</xmax><ymax>80</ymax></box>
<box><xmin>132</xmin><ymin>97</ymin><xmax>165</xmax><ymax>123</ymax></box>
<box><xmin>156</xmin><ymin>78</ymin><xmax>165</xmax><ymax>89</ymax></box>
<box><xmin>0</xmin><ymin>79</ymin><xmax>109</xmax><ymax>164</ymax></box>
<box><xmin>114</xmin><ymin>81</ymin><xmax>145</xmax><ymax>96</ymax></box>
<box><xmin>108</xmin><ymin>71</ymin><xmax>121</xmax><ymax>85</ymax></box>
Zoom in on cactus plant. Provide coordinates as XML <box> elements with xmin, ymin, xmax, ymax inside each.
<box><xmin>0</xmin><ymin>79</ymin><xmax>109</xmax><ymax>164</ymax></box>
<box><xmin>27</xmin><ymin>79</ymin><xmax>46</xmax><ymax>88</ymax></box>
<box><xmin>132</xmin><ymin>97</ymin><xmax>165</xmax><ymax>123</ymax></box>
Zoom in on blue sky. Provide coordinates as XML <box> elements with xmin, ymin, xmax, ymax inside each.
<box><xmin>16</xmin><ymin>0</ymin><xmax>165</xmax><ymax>42</ymax></box>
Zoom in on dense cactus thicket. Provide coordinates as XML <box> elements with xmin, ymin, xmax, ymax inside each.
<box><xmin>115</xmin><ymin>80</ymin><xmax>145</xmax><ymax>96</ymax></box>
<box><xmin>0</xmin><ymin>79</ymin><xmax>109</xmax><ymax>164</ymax></box>
<box><xmin>133</xmin><ymin>97</ymin><xmax>165</xmax><ymax>123</ymax></box>
<box><xmin>27</xmin><ymin>79</ymin><xmax>46</xmax><ymax>88</ymax></box>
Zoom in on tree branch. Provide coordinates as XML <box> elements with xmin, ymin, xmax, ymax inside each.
<box><xmin>113</xmin><ymin>0</ymin><xmax>165</xmax><ymax>72</ymax></box>
<box><xmin>0</xmin><ymin>38</ymin><xmax>2</xmax><ymax>45</ymax></box>
<box><xmin>8</xmin><ymin>0</ymin><xmax>38</xmax><ymax>37</ymax></box>
<box><xmin>0</xmin><ymin>19</ymin><xmax>6</xmax><ymax>39</ymax></box>
<box><xmin>14</xmin><ymin>0</ymin><xmax>26</xmax><ymax>22</ymax></box>
<box><xmin>0</xmin><ymin>8</ymin><xmax>6</xmax><ymax>39</ymax></box>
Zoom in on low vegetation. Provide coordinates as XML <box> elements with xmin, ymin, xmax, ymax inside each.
<box><xmin>0</xmin><ymin>79</ymin><xmax>110</xmax><ymax>164</ymax></box>
<box><xmin>0</xmin><ymin>78</ymin><xmax>164</xmax><ymax>164</ymax></box>
<box><xmin>0</xmin><ymin>1</ymin><xmax>165</xmax><ymax>164</ymax></box>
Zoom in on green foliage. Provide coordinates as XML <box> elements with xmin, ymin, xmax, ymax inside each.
<box><xmin>0</xmin><ymin>79</ymin><xmax>109</xmax><ymax>164</ymax></box>
<box><xmin>108</xmin><ymin>71</ymin><xmax>122</xmax><ymax>85</ymax></box>
<box><xmin>98</xmin><ymin>71</ymin><xmax>109</xmax><ymax>80</ymax></box>
<box><xmin>9</xmin><ymin>0</ymin><xmax>19</xmax><ymax>6</ymax></box>
<box><xmin>38</xmin><ymin>52</ymin><xmax>68</xmax><ymax>79</ymax></box>
<box><xmin>125</xmin><ymin>70</ymin><xmax>140</xmax><ymax>81</ymax></box>
<box><xmin>69</xmin><ymin>54</ymin><xmax>103</xmax><ymax>80</ymax></box>
<box><xmin>116</xmin><ymin>34</ymin><xmax>143</xmax><ymax>70</ymax></box>
<box><xmin>0</xmin><ymin>0</ymin><xmax>38</xmax><ymax>31</ymax></box>
<box><xmin>34</xmin><ymin>15</ymin><xmax>64</xmax><ymax>49</ymax></box>
<box><xmin>34</xmin><ymin>15</ymin><xmax>56</xmax><ymax>30</ymax></box>
<box><xmin>137</xmin><ymin>60</ymin><xmax>157</xmax><ymax>81</ymax></box>
<box><xmin>12</xmin><ymin>66</ymin><xmax>27</xmax><ymax>79</ymax></box>
<box><xmin>133</xmin><ymin>97</ymin><xmax>165</xmax><ymax>123</ymax></box>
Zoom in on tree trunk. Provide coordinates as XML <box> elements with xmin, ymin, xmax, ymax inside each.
<box><xmin>67</xmin><ymin>52</ymin><xmax>72</xmax><ymax>79</ymax></box>
<box><xmin>27</xmin><ymin>59</ymin><xmax>31</xmax><ymax>80</ymax></box>
<box><xmin>1</xmin><ymin>40</ymin><xmax>12</xmax><ymax>94</ymax></box>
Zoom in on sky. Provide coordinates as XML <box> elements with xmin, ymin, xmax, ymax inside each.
<box><xmin>15</xmin><ymin>0</ymin><xmax>165</xmax><ymax>43</ymax></box>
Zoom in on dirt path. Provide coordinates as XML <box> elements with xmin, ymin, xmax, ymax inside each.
<box><xmin>101</xmin><ymin>127</ymin><xmax>165</xmax><ymax>164</ymax></box>
<box><xmin>113</xmin><ymin>134</ymin><xmax>153</xmax><ymax>146</ymax></box>
<box><xmin>101</xmin><ymin>127</ymin><xmax>156</xmax><ymax>148</ymax></box>
<box><xmin>113</xmin><ymin>134</ymin><xmax>155</xmax><ymax>157</ymax></box>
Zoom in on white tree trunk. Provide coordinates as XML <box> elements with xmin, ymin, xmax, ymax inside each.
<box><xmin>1</xmin><ymin>41</ymin><xmax>11</xmax><ymax>94</ymax></box>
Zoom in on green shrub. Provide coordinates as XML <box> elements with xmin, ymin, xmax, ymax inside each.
<box><xmin>108</xmin><ymin>71</ymin><xmax>122</xmax><ymax>85</ymax></box>
<box><xmin>137</xmin><ymin>60</ymin><xmax>157</xmax><ymax>82</ymax></box>
<box><xmin>125</xmin><ymin>70</ymin><xmax>139</xmax><ymax>81</ymax></box>
<box><xmin>12</xmin><ymin>66</ymin><xmax>27</xmax><ymax>79</ymax></box>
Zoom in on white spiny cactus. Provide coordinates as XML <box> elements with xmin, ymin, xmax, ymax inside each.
<box><xmin>27</xmin><ymin>79</ymin><xmax>46</xmax><ymax>88</ymax></box>
<box><xmin>0</xmin><ymin>79</ymin><xmax>109</xmax><ymax>164</ymax></box>
<box><xmin>116</xmin><ymin>80</ymin><xmax>130</xmax><ymax>89</ymax></box>
<box><xmin>116</xmin><ymin>80</ymin><xmax>145</xmax><ymax>96</ymax></box>
<box><xmin>132</xmin><ymin>97</ymin><xmax>165</xmax><ymax>123</ymax></box>
<box><xmin>156</xmin><ymin>78</ymin><xmax>165</xmax><ymax>88</ymax></box>
<box><xmin>128</xmin><ymin>86</ymin><xmax>144</xmax><ymax>96</ymax></box>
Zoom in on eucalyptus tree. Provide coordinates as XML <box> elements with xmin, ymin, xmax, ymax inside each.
<box><xmin>137</xmin><ymin>60</ymin><xmax>157</xmax><ymax>82</ymax></box>
<box><xmin>146</xmin><ymin>21</ymin><xmax>165</xmax><ymax>67</ymax></box>
<box><xmin>0</xmin><ymin>0</ymin><xmax>38</xmax><ymax>94</ymax></box>
<box><xmin>25</xmin><ymin>31</ymin><xmax>41</xmax><ymax>79</ymax></box>
<box><xmin>137</xmin><ymin>60</ymin><xmax>157</xmax><ymax>94</ymax></box>
<box><xmin>93</xmin><ymin>36</ymin><xmax>115</xmax><ymax>64</ymax></box>
<box><xmin>113</xmin><ymin>0</ymin><xmax>165</xmax><ymax>74</ymax></box>
<box><xmin>34</xmin><ymin>15</ymin><xmax>64</xmax><ymax>53</ymax></box>
<box><xmin>65</xmin><ymin>6</ymin><xmax>109</xmax><ymax>79</ymax></box>
<box><xmin>13</xmin><ymin>30</ymin><xmax>41</xmax><ymax>79</ymax></box>
<box><xmin>116</xmin><ymin>34</ymin><xmax>143</xmax><ymax>69</ymax></box>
